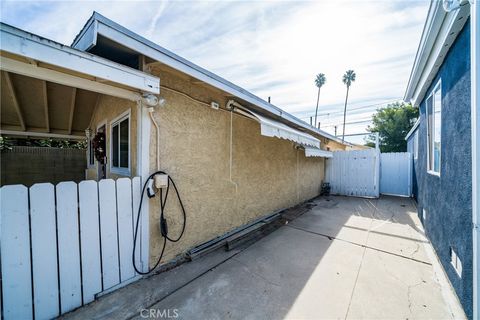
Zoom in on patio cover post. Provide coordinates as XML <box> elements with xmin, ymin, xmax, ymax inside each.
<box><xmin>137</xmin><ymin>100</ymin><xmax>151</xmax><ymax>273</ymax></box>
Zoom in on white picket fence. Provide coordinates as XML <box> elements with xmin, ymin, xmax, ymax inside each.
<box><xmin>325</xmin><ymin>149</ymin><xmax>380</xmax><ymax>198</ymax></box>
<box><xmin>0</xmin><ymin>177</ymin><xmax>149</xmax><ymax>320</ymax></box>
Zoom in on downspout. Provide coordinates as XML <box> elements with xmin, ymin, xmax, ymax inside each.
<box><xmin>471</xmin><ymin>0</ymin><xmax>480</xmax><ymax>318</ymax></box>
<box><xmin>138</xmin><ymin>92</ymin><xmax>162</xmax><ymax>272</ymax></box>
<box><xmin>226</xmin><ymin>100</ymin><xmax>238</xmax><ymax>192</ymax></box>
<box><xmin>149</xmin><ymin>111</ymin><xmax>160</xmax><ymax>171</ymax></box>
<box><xmin>296</xmin><ymin>147</ymin><xmax>300</xmax><ymax>202</ymax></box>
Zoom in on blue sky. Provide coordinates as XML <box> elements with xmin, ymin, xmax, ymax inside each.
<box><xmin>0</xmin><ymin>0</ymin><xmax>429</xmax><ymax>143</ymax></box>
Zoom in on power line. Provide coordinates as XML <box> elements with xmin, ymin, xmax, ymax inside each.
<box><xmin>321</xmin><ymin>119</ymin><xmax>372</xmax><ymax>128</ymax></box>
<box><xmin>320</xmin><ymin>116</ymin><xmax>373</xmax><ymax>127</ymax></box>
<box><xmin>297</xmin><ymin>99</ymin><xmax>401</xmax><ymax>120</ymax></box>
<box><xmin>300</xmin><ymin>101</ymin><xmax>392</xmax><ymax>119</ymax></box>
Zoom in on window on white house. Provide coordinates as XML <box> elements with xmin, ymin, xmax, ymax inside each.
<box><xmin>111</xmin><ymin>114</ymin><xmax>130</xmax><ymax>174</ymax></box>
<box><xmin>427</xmin><ymin>81</ymin><xmax>441</xmax><ymax>174</ymax></box>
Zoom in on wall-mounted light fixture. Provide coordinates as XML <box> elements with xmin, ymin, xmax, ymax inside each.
<box><xmin>85</xmin><ymin>128</ymin><xmax>92</xmax><ymax>139</ymax></box>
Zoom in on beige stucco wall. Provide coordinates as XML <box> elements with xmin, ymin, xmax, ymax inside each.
<box><xmin>147</xmin><ymin>68</ymin><xmax>325</xmax><ymax>265</ymax></box>
<box><xmin>85</xmin><ymin>95</ymin><xmax>138</xmax><ymax>180</ymax></box>
<box><xmin>323</xmin><ymin>138</ymin><xmax>348</xmax><ymax>151</ymax></box>
<box><xmin>85</xmin><ymin>67</ymin><xmax>347</xmax><ymax>267</ymax></box>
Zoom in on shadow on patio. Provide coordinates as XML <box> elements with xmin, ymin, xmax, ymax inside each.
<box><xmin>62</xmin><ymin>196</ymin><xmax>465</xmax><ymax>320</ymax></box>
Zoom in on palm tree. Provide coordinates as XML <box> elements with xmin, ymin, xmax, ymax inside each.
<box><xmin>314</xmin><ymin>73</ymin><xmax>326</xmax><ymax>128</ymax></box>
<box><xmin>341</xmin><ymin>70</ymin><xmax>356</xmax><ymax>141</ymax></box>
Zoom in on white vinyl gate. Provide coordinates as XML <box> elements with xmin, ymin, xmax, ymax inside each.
<box><xmin>325</xmin><ymin>149</ymin><xmax>380</xmax><ymax>198</ymax></box>
<box><xmin>380</xmin><ymin>152</ymin><xmax>412</xmax><ymax>197</ymax></box>
<box><xmin>325</xmin><ymin>150</ymin><xmax>412</xmax><ymax>198</ymax></box>
<box><xmin>0</xmin><ymin>177</ymin><xmax>149</xmax><ymax>320</ymax></box>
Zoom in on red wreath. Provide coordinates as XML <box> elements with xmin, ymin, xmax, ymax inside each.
<box><xmin>92</xmin><ymin>131</ymin><xmax>106</xmax><ymax>164</ymax></box>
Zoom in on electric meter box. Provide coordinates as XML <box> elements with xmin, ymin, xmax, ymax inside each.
<box><xmin>154</xmin><ymin>174</ymin><xmax>169</xmax><ymax>189</ymax></box>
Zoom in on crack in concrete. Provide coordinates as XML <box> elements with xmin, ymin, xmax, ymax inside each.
<box><xmin>231</xmin><ymin>257</ymin><xmax>281</xmax><ymax>287</ymax></box>
<box><xmin>344</xmin><ymin>199</ymin><xmax>377</xmax><ymax>320</ymax></box>
<box><xmin>377</xmin><ymin>253</ymin><xmax>427</xmax><ymax>318</ymax></box>
<box><xmin>407</xmin><ymin>281</ymin><xmax>425</xmax><ymax>316</ymax></box>
<box><xmin>409</xmin><ymin>239</ymin><xmax>420</xmax><ymax>259</ymax></box>
<box><xmin>286</xmin><ymin>224</ymin><xmax>432</xmax><ymax>266</ymax></box>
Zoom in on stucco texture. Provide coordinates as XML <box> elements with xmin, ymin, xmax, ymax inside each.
<box><xmin>147</xmin><ymin>67</ymin><xmax>325</xmax><ymax>264</ymax></box>
<box><xmin>410</xmin><ymin>21</ymin><xmax>472</xmax><ymax>319</ymax></box>
<box><xmin>85</xmin><ymin>95</ymin><xmax>138</xmax><ymax>180</ymax></box>
<box><xmin>323</xmin><ymin>138</ymin><xmax>348</xmax><ymax>151</ymax></box>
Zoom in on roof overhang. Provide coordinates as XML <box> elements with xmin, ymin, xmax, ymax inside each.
<box><xmin>0</xmin><ymin>22</ymin><xmax>159</xmax><ymax>100</ymax></box>
<box><xmin>0</xmin><ymin>22</ymin><xmax>161</xmax><ymax>139</ymax></box>
<box><xmin>72</xmin><ymin>12</ymin><xmax>350</xmax><ymax>147</ymax></box>
<box><xmin>404</xmin><ymin>1</ymin><xmax>470</xmax><ymax>107</ymax></box>
<box><xmin>405</xmin><ymin>118</ymin><xmax>421</xmax><ymax>140</ymax></box>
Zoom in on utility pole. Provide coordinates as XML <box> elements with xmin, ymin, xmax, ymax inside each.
<box><xmin>310</xmin><ymin>116</ymin><xmax>313</xmax><ymax>126</ymax></box>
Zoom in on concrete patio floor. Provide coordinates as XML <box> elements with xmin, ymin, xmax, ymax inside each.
<box><xmin>63</xmin><ymin>196</ymin><xmax>466</xmax><ymax>320</ymax></box>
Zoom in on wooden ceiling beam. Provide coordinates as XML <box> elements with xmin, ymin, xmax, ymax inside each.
<box><xmin>42</xmin><ymin>80</ymin><xmax>50</xmax><ymax>132</ymax></box>
<box><xmin>88</xmin><ymin>94</ymin><xmax>101</xmax><ymax>129</ymax></box>
<box><xmin>68</xmin><ymin>88</ymin><xmax>77</xmax><ymax>135</ymax></box>
<box><xmin>4</xmin><ymin>72</ymin><xmax>26</xmax><ymax>131</ymax></box>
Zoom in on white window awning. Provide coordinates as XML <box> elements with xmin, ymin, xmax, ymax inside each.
<box><xmin>237</xmin><ymin>108</ymin><xmax>320</xmax><ymax>148</ymax></box>
<box><xmin>304</xmin><ymin>147</ymin><xmax>333</xmax><ymax>158</ymax></box>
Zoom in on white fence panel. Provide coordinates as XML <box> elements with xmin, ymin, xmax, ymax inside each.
<box><xmin>30</xmin><ymin>183</ymin><xmax>59</xmax><ymax>319</ymax></box>
<box><xmin>380</xmin><ymin>152</ymin><xmax>412</xmax><ymax>197</ymax></box>
<box><xmin>116</xmin><ymin>178</ymin><xmax>136</xmax><ymax>281</ymax></box>
<box><xmin>326</xmin><ymin>149</ymin><xmax>380</xmax><ymax>198</ymax></box>
<box><xmin>99</xmin><ymin>179</ymin><xmax>120</xmax><ymax>290</ymax></box>
<box><xmin>1</xmin><ymin>177</ymin><xmax>146</xmax><ymax>319</ymax></box>
<box><xmin>79</xmin><ymin>180</ymin><xmax>103</xmax><ymax>304</ymax></box>
<box><xmin>132</xmin><ymin>177</ymin><xmax>142</xmax><ymax>272</ymax></box>
<box><xmin>0</xmin><ymin>185</ymin><xmax>32</xmax><ymax>319</ymax></box>
<box><xmin>56</xmin><ymin>182</ymin><xmax>82</xmax><ymax>314</ymax></box>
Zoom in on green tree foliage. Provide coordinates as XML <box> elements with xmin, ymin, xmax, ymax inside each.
<box><xmin>366</xmin><ymin>102</ymin><xmax>418</xmax><ymax>152</ymax></box>
<box><xmin>0</xmin><ymin>136</ymin><xmax>87</xmax><ymax>150</ymax></box>
<box><xmin>0</xmin><ymin>137</ymin><xmax>13</xmax><ymax>151</ymax></box>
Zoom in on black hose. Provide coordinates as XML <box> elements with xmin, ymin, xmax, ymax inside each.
<box><xmin>132</xmin><ymin>171</ymin><xmax>187</xmax><ymax>275</ymax></box>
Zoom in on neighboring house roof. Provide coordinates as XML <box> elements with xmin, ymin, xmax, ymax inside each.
<box><xmin>405</xmin><ymin>118</ymin><xmax>421</xmax><ymax>141</ymax></box>
<box><xmin>0</xmin><ymin>22</ymin><xmax>159</xmax><ymax>98</ymax></box>
<box><xmin>404</xmin><ymin>0</ymin><xmax>470</xmax><ymax>107</ymax></box>
<box><xmin>72</xmin><ymin>12</ymin><xmax>351</xmax><ymax>147</ymax></box>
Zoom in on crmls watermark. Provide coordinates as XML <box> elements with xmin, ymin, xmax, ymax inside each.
<box><xmin>140</xmin><ymin>308</ymin><xmax>179</xmax><ymax>319</ymax></box>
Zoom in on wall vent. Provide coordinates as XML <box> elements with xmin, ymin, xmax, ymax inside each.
<box><xmin>450</xmin><ymin>247</ymin><xmax>463</xmax><ymax>278</ymax></box>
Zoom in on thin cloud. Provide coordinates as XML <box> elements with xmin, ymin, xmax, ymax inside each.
<box><xmin>0</xmin><ymin>0</ymin><xmax>429</xmax><ymax>138</ymax></box>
